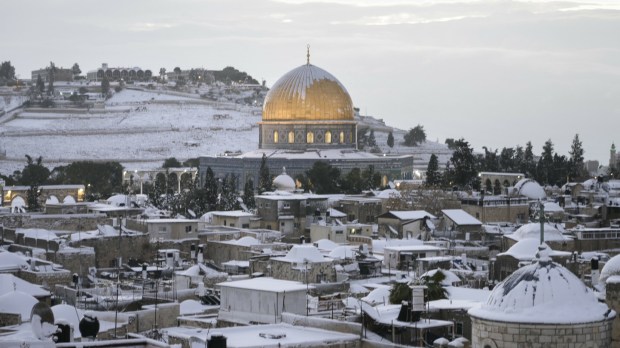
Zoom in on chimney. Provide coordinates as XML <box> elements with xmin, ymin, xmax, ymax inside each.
<box><xmin>591</xmin><ymin>257</ymin><xmax>600</xmax><ymax>286</ymax></box>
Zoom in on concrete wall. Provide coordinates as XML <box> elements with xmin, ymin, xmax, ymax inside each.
<box><xmin>271</xmin><ymin>259</ymin><xmax>335</xmax><ymax>283</ymax></box>
<box><xmin>470</xmin><ymin>315</ymin><xmax>613</xmax><ymax>348</ymax></box>
<box><xmin>0</xmin><ymin>312</ymin><xmax>21</xmax><ymax>327</ymax></box>
<box><xmin>606</xmin><ymin>281</ymin><xmax>620</xmax><ymax>348</ymax></box>
<box><xmin>219</xmin><ymin>286</ymin><xmax>307</xmax><ymax>324</ymax></box>
<box><xmin>18</xmin><ymin>269</ymin><xmax>72</xmax><ymax>290</ymax></box>
<box><xmin>461</xmin><ymin>203</ymin><xmax>528</xmax><ymax>224</ymax></box>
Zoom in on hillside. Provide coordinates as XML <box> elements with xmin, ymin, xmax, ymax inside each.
<box><xmin>0</xmin><ymin>88</ymin><xmax>452</xmax><ymax>175</ymax></box>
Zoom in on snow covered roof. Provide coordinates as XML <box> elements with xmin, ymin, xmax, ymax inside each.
<box><xmin>0</xmin><ymin>291</ymin><xmax>39</xmax><ymax>321</ymax></box>
<box><xmin>469</xmin><ymin>245</ymin><xmax>614</xmax><ymax>324</ymax></box>
<box><xmin>52</xmin><ymin>304</ymin><xmax>83</xmax><ymax>337</ymax></box>
<box><xmin>176</xmin><ymin>263</ymin><xmax>226</xmax><ymax>277</ymax></box>
<box><xmin>372</xmin><ymin>238</ymin><xmax>423</xmax><ymax>254</ymax></box>
<box><xmin>0</xmin><ymin>252</ymin><xmax>29</xmax><ymax>271</ymax></box>
<box><xmin>381</xmin><ymin>210</ymin><xmax>436</xmax><ymax>221</ymax></box>
<box><xmin>421</xmin><ymin>269</ymin><xmax>461</xmax><ymax>286</ymax></box>
<box><xmin>441</xmin><ymin>209</ymin><xmax>482</xmax><ymax>225</ymax></box>
<box><xmin>218</xmin><ymin>277</ymin><xmax>310</xmax><ymax>292</ymax></box>
<box><xmin>313</xmin><ymin>239</ymin><xmax>339</xmax><ymax>251</ymax></box>
<box><xmin>543</xmin><ymin>201</ymin><xmax>564</xmax><ymax>213</ymax></box>
<box><xmin>505</xmin><ymin>223</ymin><xmax>568</xmax><ymax>242</ymax></box>
<box><xmin>361</xmin><ymin>285</ymin><xmax>391</xmax><ymax>305</ymax></box>
<box><xmin>210</xmin><ymin>210</ymin><xmax>255</xmax><ymax>217</ymax></box>
<box><xmin>223</xmin><ymin>236</ymin><xmax>261</xmax><ymax>247</ymax></box>
<box><xmin>327</xmin><ymin>207</ymin><xmax>346</xmax><ymax>218</ymax></box>
<box><xmin>16</xmin><ymin>228</ymin><xmax>59</xmax><ymax>241</ymax></box>
<box><xmin>328</xmin><ymin>246</ymin><xmax>357</xmax><ymax>259</ymax></box>
<box><xmin>513</xmin><ymin>178</ymin><xmax>546</xmax><ymax>199</ymax></box>
<box><xmin>274</xmin><ymin>244</ymin><xmax>329</xmax><ymax>263</ymax></box>
<box><xmin>373</xmin><ymin>189</ymin><xmax>401</xmax><ymax>199</ymax></box>
<box><xmin>0</xmin><ymin>274</ymin><xmax>50</xmax><ymax>298</ymax></box>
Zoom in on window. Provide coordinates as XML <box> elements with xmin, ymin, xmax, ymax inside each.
<box><xmin>288</xmin><ymin>131</ymin><xmax>295</xmax><ymax>143</ymax></box>
<box><xmin>339</xmin><ymin>131</ymin><xmax>345</xmax><ymax>144</ymax></box>
<box><xmin>273</xmin><ymin>130</ymin><xmax>279</xmax><ymax>143</ymax></box>
<box><xmin>159</xmin><ymin>226</ymin><xmax>167</xmax><ymax>233</ymax></box>
<box><xmin>307</xmin><ymin>131</ymin><xmax>314</xmax><ymax>143</ymax></box>
<box><xmin>455</xmin><ymin>322</ymin><xmax>464</xmax><ymax>336</ymax></box>
<box><xmin>185</xmin><ymin>225</ymin><xmax>192</xmax><ymax>233</ymax></box>
<box><xmin>281</xmin><ymin>222</ymin><xmax>285</xmax><ymax>226</ymax></box>
<box><xmin>242</xmin><ymin>223</ymin><xmax>249</xmax><ymax>228</ymax></box>
<box><xmin>265</xmin><ymin>202</ymin><xmax>270</xmax><ymax>208</ymax></box>
<box><xmin>229</xmin><ymin>223</ymin><xmax>235</xmax><ymax>227</ymax></box>
<box><xmin>283</xmin><ymin>202</ymin><xmax>290</xmax><ymax>209</ymax></box>
<box><xmin>325</xmin><ymin>131</ymin><xmax>332</xmax><ymax>144</ymax></box>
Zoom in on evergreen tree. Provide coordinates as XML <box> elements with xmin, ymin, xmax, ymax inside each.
<box><xmin>0</xmin><ymin>61</ymin><xmax>15</xmax><ymax>81</ymax></box>
<box><xmin>71</xmin><ymin>63</ymin><xmax>81</xmax><ymax>77</ymax></box>
<box><xmin>36</xmin><ymin>74</ymin><xmax>45</xmax><ymax>95</ymax></box>
<box><xmin>341</xmin><ymin>168</ymin><xmax>363</xmax><ymax>194</ymax></box>
<box><xmin>101</xmin><ymin>77</ymin><xmax>110</xmax><ymax>97</ymax></box>
<box><xmin>499</xmin><ymin>147</ymin><xmax>516</xmax><ymax>172</ymax></box>
<box><xmin>368</xmin><ymin>130</ymin><xmax>377</xmax><ymax>147</ymax></box>
<box><xmin>203</xmin><ymin>167</ymin><xmax>219</xmax><ymax>211</ymax></box>
<box><xmin>387</xmin><ymin>131</ymin><xmax>394</xmax><ymax>148</ymax></box>
<box><xmin>514</xmin><ymin>145</ymin><xmax>524</xmax><ymax>173</ymax></box>
<box><xmin>258</xmin><ymin>153</ymin><xmax>272</xmax><ymax>193</ymax></box>
<box><xmin>361</xmin><ymin>165</ymin><xmax>381</xmax><ymax>190</ymax></box>
<box><xmin>242</xmin><ymin>178</ymin><xmax>256</xmax><ymax>209</ymax></box>
<box><xmin>162</xmin><ymin>157</ymin><xmax>182</xmax><ymax>168</ymax></box>
<box><xmin>481</xmin><ymin>147</ymin><xmax>499</xmax><ymax>172</ymax></box>
<box><xmin>425</xmin><ymin>154</ymin><xmax>441</xmax><ymax>186</ymax></box>
<box><xmin>537</xmin><ymin>139</ymin><xmax>554</xmax><ymax>185</ymax></box>
<box><xmin>218</xmin><ymin>174</ymin><xmax>241</xmax><ymax>211</ymax></box>
<box><xmin>306</xmin><ymin>161</ymin><xmax>341</xmax><ymax>194</ymax></box>
<box><xmin>523</xmin><ymin>141</ymin><xmax>535</xmax><ymax>176</ymax></box>
<box><xmin>47</xmin><ymin>62</ymin><xmax>56</xmax><ymax>95</ymax></box>
<box><xmin>449</xmin><ymin>139</ymin><xmax>477</xmax><ymax>189</ymax></box>
<box><xmin>404</xmin><ymin>124</ymin><xmax>426</xmax><ymax>146</ymax></box>
<box><xmin>569</xmin><ymin>133</ymin><xmax>585</xmax><ymax>180</ymax></box>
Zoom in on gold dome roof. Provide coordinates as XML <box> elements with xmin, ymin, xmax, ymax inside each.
<box><xmin>263</xmin><ymin>64</ymin><xmax>354</xmax><ymax>122</ymax></box>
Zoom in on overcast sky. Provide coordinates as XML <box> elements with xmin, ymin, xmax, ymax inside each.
<box><xmin>3</xmin><ymin>0</ymin><xmax>619</xmax><ymax>165</ymax></box>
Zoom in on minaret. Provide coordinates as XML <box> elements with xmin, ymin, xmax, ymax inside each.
<box><xmin>611</xmin><ymin>143</ymin><xmax>617</xmax><ymax>168</ymax></box>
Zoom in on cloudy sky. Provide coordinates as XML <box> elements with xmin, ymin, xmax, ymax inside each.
<box><xmin>3</xmin><ymin>0</ymin><xmax>619</xmax><ymax>164</ymax></box>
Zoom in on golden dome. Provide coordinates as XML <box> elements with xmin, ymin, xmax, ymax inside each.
<box><xmin>263</xmin><ymin>64</ymin><xmax>354</xmax><ymax>122</ymax></box>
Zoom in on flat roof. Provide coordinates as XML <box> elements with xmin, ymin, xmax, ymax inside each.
<box><xmin>218</xmin><ymin>277</ymin><xmax>311</xmax><ymax>292</ymax></box>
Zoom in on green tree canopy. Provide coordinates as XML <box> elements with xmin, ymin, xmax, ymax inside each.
<box><xmin>162</xmin><ymin>157</ymin><xmax>182</xmax><ymax>168</ymax></box>
<box><xmin>425</xmin><ymin>154</ymin><xmax>441</xmax><ymax>186</ymax></box>
<box><xmin>387</xmin><ymin>131</ymin><xmax>394</xmax><ymax>148</ymax></box>
<box><xmin>306</xmin><ymin>161</ymin><xmax>341</xmax><ymax>194</ymax></box>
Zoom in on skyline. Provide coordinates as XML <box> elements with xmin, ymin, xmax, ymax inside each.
<box><xmin>3</xmin><ymin>0</ymin><xmax>619</xmax><ymax>165</ymax></box>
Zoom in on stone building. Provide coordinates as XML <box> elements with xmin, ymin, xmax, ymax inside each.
<box><xmin>469</xmin><ymin>244</ymin><xmax>614</xmax><ymax>347</ymax></box>
<box><xmin>31</xmin><ymin>66</ymin><xmax>73</xmax><ymax>82</ymax></box>
<box><xmin>501</xmin><ymin>222</ymin><xmax>573</xmax><ymax>252</ymax></box>
<box><xmin>335</xmin><ymin>195</ymin><xmax>383</xmax><ymax>224</ymax></box>
<box><xmin>86</xmin><ymin>63</ymin><xmax>153</xmax><ymax>82</ymax></box>
<box><xmin>269</xmin><ymin>244</ymin><xmax>335</xmax><ymax>283</ymax></box>
<box><xmin>2</xmin><ymin>185</ymin><xmax>85</xmax><ymax>210</ymax></box>
<box><xmin>492</xmin><ymin>238</ymin><xmax>571</xmax><ymax>282</ymax></box>
<box><xmin>377</xmin><ymin>210</ymin><xmax>435</xmax><ymax>239</ymax></box>
<box><xmin>460</xmin><ymin>195</ymin><xmax>529</xmax><ymax>224</ymax></box>
<box><xmin>438</xmin><ymin>209</ymin><xmax>483</xmax><ymax>241</ymax></box>
<box><xmin>199</xmin><ymin>54</ymin><xmax>414</xmax><ymax>191</ymax></box>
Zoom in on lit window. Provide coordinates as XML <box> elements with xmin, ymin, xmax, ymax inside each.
<box><xmin>307</xmin><ymin>131</ymin><xmax>314</xmax><ymax>143</ymax></box>
<box><xmin>325</xmin><ymin>131</ymin><xmax>332</xmax><ymax>144</ymax></box>
<box><xmin>339</xmin><ymin>131</ymin><xmax>345</xmax><ymax>144</ymax></box>
<box><xmin>288</xmin><ymin>131</ymin><xmax>295</xmax><ymax>143</ymax></box>
<box><xmin>273</xmin><ymin>130</ymin><xmax>279</xmax><ymax>143</ymax></box>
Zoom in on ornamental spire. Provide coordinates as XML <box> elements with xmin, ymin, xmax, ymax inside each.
<box><xmin>306</xmin><ymin>44</ymin><xmax>310</xmax><ymax>65</ymax></box>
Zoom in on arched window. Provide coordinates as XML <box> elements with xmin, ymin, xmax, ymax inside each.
<box><xmin>325</xmin><ymin>131</ymin><xmax>332</xmax><ymax>144</ymax></box>
<box><xmin>307</xmin><ymin>131</ymin><xmax>314</xmax><ymax>143</ymax></box>
<box><xmin>273</xmin><ymin>130</ymin><xmax>279</xmax><ymax>143</ymax></box>
<box><xmin>288</xmin><ymin>131</ymin><xmax>295</xmax><ymax>143</ymax></box>
<box><xmin>339</xmin><ymin>131</ymin><xmax>345</xmax><ymax>144</ymax></box>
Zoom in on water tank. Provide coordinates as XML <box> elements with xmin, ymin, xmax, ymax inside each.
<box><xmin>54</xmin><ymin>321</ymin><xmax>73</xmax><ymax>343</ymax></box>
<box><xmin>79</xmin><ymin>315</ymin><xmax>100</xmax><ymax>339</ymax></box>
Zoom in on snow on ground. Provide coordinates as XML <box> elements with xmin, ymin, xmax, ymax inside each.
<box><xmin>0</xmin><ymin>88</ymin><xmax>451</xmax><ymax>174</ymax></box>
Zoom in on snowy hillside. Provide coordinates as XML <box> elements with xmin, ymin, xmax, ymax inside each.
<box><xmin>0</xmin><ymin>88</ymin><xmax>452</xmax><ymax>174</ymax></box>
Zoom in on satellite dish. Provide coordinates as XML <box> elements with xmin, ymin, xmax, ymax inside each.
<box><xmin>31</xmin><ymin>302</ymin><xmax>56</xmax><ymax>341</ymax></box>
<box><xmin>188</xmin><ymin>209</ymin><xmax>196</xmax><ymax>218</ymax></box>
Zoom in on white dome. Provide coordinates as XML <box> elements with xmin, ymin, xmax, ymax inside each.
<box><xmin>421</xmin><ymin>269</ymin><xmax>461</xmax><ymax>286</ymax></box>
<box><xmin>601</xmin><ymin>254</ymin><xmax>620</xmax><ymax>284</ymax></box>
<box><xmin>469</xmin><ymin>245</ymin><xmax>612</xmax><ymax>324</ymax></box>
<box><xmin>514</xmin><ymin>178</ymin><xmax>546</xmax><ymax>199</ymax></box>
<box><xmin>0</xmin><ymin>291</ymin><xmax>39</xmax><ymax>322</ymax></box>
<box><xmin>328</xmin><ymin>246</ymin><xmax>356</xmax><ymax>259</ymax></box>
<box><xmin>52</xmin><ymin>303</ymin><xmax>83</xmax><ymax>333</ymax></box>
<box><xmin>273</xmin><ymin>167</ymin><xmax>296</xmax><ymax>192</ymax></box>
<box><xmin>508</xmin><ymin>223</ymin><xmax>567</xmax><ymax>242</ymax></box>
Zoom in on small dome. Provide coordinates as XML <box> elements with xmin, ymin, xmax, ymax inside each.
<box><xmin>507</xmin><ymin>223</ymin><xmax>567</xmax><ymax>242</ymax></box>
<box><xmin>469</xmin><ymin>245</ymin><xmax>612</xmax><ymax>324</ymax></box>
<box><xmin>273</xmin><ymin>167</ymin><xmax>296</xmax><ymax>192</ymax></box>
<box><xmin>514</xmin><ymin>178</ymin><xmax>546</xmax><ymax>199</ymax></box>
<box><xmin>0</xmin><ymin>291</ymin><xmax>39</xmax><ymax>322</ymax></box>
<box><xmin>601</xmin><ymin>254</ymin><xmax>620</xmax><ymax>284</ymax></box>
<box><xmin>263</xmin><ymin>64</ymin><xmax>354</xmax><ymax>122</ymax></box>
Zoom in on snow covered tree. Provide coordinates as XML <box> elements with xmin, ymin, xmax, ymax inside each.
<box><xmin>425</xmin><ymin>154</ymin><xmax>441</xmax><ymax>186</ymax></box>
<box><xmin>218</xmin><ymin>174</ymin><xmax>241</xmax><ymax>211</ymax></box>
<box><xmin>536</xmin><ymin>139</ymin><xmax>554</xmax><ymax>185</ymax></box>
<box><xmin>36</xmin><ymin>74</ymin><xmax>45</xmax><ymax>95</ymax></box>
<box><xmin>258</xmin><ymin>154</ymin><xmax>272</xmax><ymax>193</ymax></box>
<box><xmin>387</xmin><ymin>131</ymin><xmax>394</xmax><ymax>149</ymax></box>
<box><xmin>368</xmin><ymin>130</ymin><xmax>377</xmax><ymax>147</ymax></box>
<box><xmin>361</xmin><ymin>165</ymin><xmax>381</xmax><ymax>190</ymax></box>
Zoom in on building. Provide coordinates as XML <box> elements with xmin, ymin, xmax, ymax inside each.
<box><xmin>205</xmin><ymin>210</ymin><xmax>259</xmax><ymax>229</ymax></box>
<box><xmin>31</xmin><ymin>66</ymin><xmax>73</xmax><ymax>82</ymax></box>
<box><xmin>479</xmin><ymin>172</ymin><xmax>525</xmax><ymax>194</ymax></box>
<box><xmin>144</xmin><ymin>219</ymin><xmax>198</xmax><ymax>240</ymax></box>
<box><xmin>438</xmin><ymin>209</ymin><xmax>483</xmax><ymax>241</ymax></box>
<box><xmin>376</xmin><ymin>210</ymin><xmax>436</xmax><ymax>239</ymax></box>
<box><xmin>3</xmin><ymin>185</ymin><xmax>85</xmax><ymax>211</ymax></box>
<box><xmin>269</xmin><ymin>244</ymin><xmax>335</xmax><ymax>283</ymax></box>
<box><xmin>199</xmin><ymin>54</ymin><xmax>414</xmax><ymax>192</ymax></box>
<box><xmin>217</xmin><ymin>277</ymin><xmax>311</xmax><ymax>325</ymax></box>
<box><xmin>335</xmin><ymin>195</ymin><xmax>382</xmax><ymax>224</ymax></box>
<box><xmin>310</xmin><ymin>220</ymin><xmax>372</xmax><ymax>244</ymax></box>
<box><xmin>460</xmin><ymin>195</ymin><xmax>529</xmax><ymax>223</ymax></box>
<box><xmin>469</xmin><ymin>244</ymin><xmax>614</xmax><ymax>347</ymax></box>
<box><xmin>86</xmin><ymin>63</ymin><xmax>153</xmax><ymax>82</ymax></box>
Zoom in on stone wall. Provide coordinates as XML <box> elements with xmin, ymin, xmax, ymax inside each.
<box><xmin>271</xmin><ymin>259</ymin><xmax>335</xmax><ymax>283</ymax></box>
<box><xmin>0</xmin><ymin>214</ymin><xmax>108</xmax><ymax>231</ymax></box>
<box><xmin>54</xmin><ymin>248</ymin><xmax>97</xmax><ymax>277</ymax></box>
<box><xmin>470</xmin><ymin>315</ymin><xmax>613</xmax><ymax>347</ymax></box>
<box><xmin>0</xmin><ymin>312</ymin><xmax>21</xmax><ymax>327</ymax></box>
<box><xmin>18</xmin><ymin>269</ymin><xmax>72</xmax><ymax>290</ymax></box>
<box><xmin>606</xmin><ymin>281</ymin><xmax>620</xmax><ymax>348</ymax></box>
